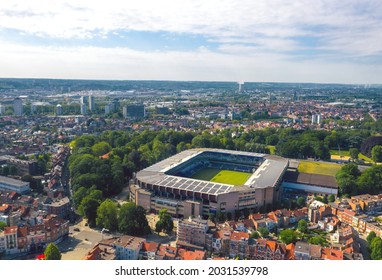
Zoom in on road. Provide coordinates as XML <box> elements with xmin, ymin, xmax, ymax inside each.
<box><xmin>59</xmin><ymin>220</ymin><xmax>113</xmax><ymax>260</ymax></box>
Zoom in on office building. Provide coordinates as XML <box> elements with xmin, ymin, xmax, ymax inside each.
<box><xmin>89</xmin><ymin>96</ymin><xmax>95</xmax><ymax>111</ymax></box>
<box><xmin>13</xmin><ymin>98</ymin><xmax>23</xmax><ymax>116</ymax></box>
<box><xmin>56</xmin><ymin>104</ymin><xmax>62</xmax><ymax>115</ymax></box>
<box><xmin>123</xmin><ymin>104</ymin><xmax>145</xmax><ymax>119</ymax></box>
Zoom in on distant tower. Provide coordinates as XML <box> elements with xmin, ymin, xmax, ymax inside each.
<box><xmin>81</xmin><ymin>103</ymin><xmax>87</xmax><ymax>115</ymax></box>
<box><xmin>238</xmin><ymin>82</ymin><xmax>244</xmax><ymax>93</ymax></box>
<box><xmin>31</xmin><ymin>104</ymin><xmax>36</xmax><ymax>115</ymax></box>
<box><xmin>0</xmin><ymin>103</ymin><xmax>4</xmax><ymax>115</ymax></box>
<box><xmin>293</xmin><ymin>91</ymin><xmax>297</xmax><ymax>101</ymax></box>
<box><xmin>311</xmin><ymin>114</ymin><xmax>321</xmax><ymax>125</ymax></box>
<box><xmin>13</xmin><ymin>98</ymin><xmax>23</xmax><ymax>116</ymax></box>
<box><xmin>104</xmin><ymin>104</ymin><xmax>112</xmax><ymax>115</ymax></box>
<box><xmin>89</xmin><ymin>95</ymin><xmax>95</xmax><ymax>111</ymax></box>
<box><xmin>80</xmin><ymin>96</ymin><xmax>88</xmax><ymax>105</ymax></box>
<box><xmin>56</xmin><ymin>104</ymin><xmax>62</xmax><ymax>115</ymax></box>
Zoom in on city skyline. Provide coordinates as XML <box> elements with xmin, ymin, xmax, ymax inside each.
<box><xmin>0</xmin><ymin>0</ymin><xmax>381</xmax><ymax>84</ymax></box>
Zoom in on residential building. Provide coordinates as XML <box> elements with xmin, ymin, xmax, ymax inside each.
<box><xmin>88</xmin><ymin>96</ymin><xmax>95</xmax><ymax>111</ymax></box>
<box><xmin>177</xmin><ymin>217</ymin><xmax>209</xmax><ymax>249</ymax></box>
<box><xmin>139</xmin><ymin>241</ymin><xmax>159</xmax><ymax>260</ymax></box>
<box><xmin>103</xmin><ymin>236</ymin><xmax>145</xmax><ymax>260</ymax></box>
<box><xmin>0</xmin><ymin>176</ymin><xmax>30</xmax><ymax>194</ymax></box>
<box><xmin>156</xmin><ymin>244</ymin><xmax>177</xmax><ymax>260</ymax></box>
<box><xmin>56</xmin><ymin>104</ymin><xmax>62</xmax><ymax>115</ymax></box>
<box><xmin>3</xmin><ymin>226</ymin><xmax>18</xmax><ymax>254</ymax></box>
<box><xmin>123</xmin><ymin>104</ymin><xmax>145</xmax><ymax>119</ymax></box>
<box><xmin>13</xmin><ymin>98</ymin><xmax>23</xmax><ymax>116</ymax></box>
<box><xmin>294</xmin><ymin>241</ymin><xmax>310</xmax><ymax>260</ymax></box>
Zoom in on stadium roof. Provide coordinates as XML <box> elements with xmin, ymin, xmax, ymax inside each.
<box><xmin>136</xmin><ymin>148</ymin><xmax>288</xmax><ymax>195</ymax></box>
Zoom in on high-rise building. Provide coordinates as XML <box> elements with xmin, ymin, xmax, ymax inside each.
<box><xmin>0</xmin><ymin>103</ymin><xmax>5</xmax><ymax>115</ymax></box>
<box><xmin>123</xmin><ymin>104</ymin><xmax>145</xmax><ymax>119</ymax></box>
<box><xmin>238</xmin><ymin>82</ymin><xmax>244</xmax><ymax>93</ymax></box>
<box><xmin>311</xmin><ymin>114</ymin><xmax>321</xmax><ymax>125</ymax></box>
<box><xmin>56</xmin><ymin>104</ymin><xmax>62</xmax><ymax>115</ymax></box>
<box><xmin>89</xmin><ymin>96</ymin><xmax>95</xmax><ymax>111</ymax></box>
<box><xmin>81</xmin><ymin>103</ymin><xmax>87</xmax><ymax>115</ymax></box>
<box><xmin>13</xmin><ymin>98</ymin><xmax>23</xmax><ymax>116</ymax></box>
<box><xmin>80</xmin><ymin>96</ymin><xmax>88</xmax><ymax>105</ymax></box>
<box><xmin>104</xmin><ymin>103</ymin><xmax>112</xmax><ymax>115</ymax></box>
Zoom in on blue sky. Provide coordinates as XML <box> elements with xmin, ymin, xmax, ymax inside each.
<box><xmin>0</xmin><ymin>0</ymin><xmax>381</xmax><ymax>83</ymax></box>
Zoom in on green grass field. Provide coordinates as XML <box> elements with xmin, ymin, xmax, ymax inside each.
<box><xmin>191</xmin><ymin>168</ymin><xmax>252</xmax><ymax>185</ymax></box>
<box><xmin>297</xmin><ymin>160</ymin><xmax>341</xmax><ymax>176</ymax></box>
<box><xmin>267</xmin><ymin>145</ymin><xmax>276</xmax><ymax>155</ymax></box>
<box><xmin>329</xmin><ymin>150</ymin><xmax>373</xmax><ymax>162</ymax></box>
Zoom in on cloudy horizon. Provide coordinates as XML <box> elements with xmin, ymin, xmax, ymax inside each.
<box><xmin>0</xmin><ymin>0</ymin><xmax>381</xmax><ymax>84</ymax></box>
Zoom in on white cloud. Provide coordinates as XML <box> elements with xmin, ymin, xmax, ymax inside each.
<box><xmin>0</xmin><ymin>42</ymin><xmax>381</xmax><ymax>84</ymax></box>
<box><xmin>0</xmin><ymin>0</ymin><xmax>381</xmax><ymax>82</ymax></box>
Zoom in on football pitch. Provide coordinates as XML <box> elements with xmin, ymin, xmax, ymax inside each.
<box><xmin>191</xmin><ymin>168</ymin><xmax>252</xmax><ymax>185</ymax></box>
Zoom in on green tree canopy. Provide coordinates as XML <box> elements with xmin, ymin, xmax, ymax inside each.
<box><xmin>370</xmin><ymin>236</ymin><xmax>382</xmax><ymax>260</ymax></box>
<box><xmin>44</xmin><ymin>243</ymin><xmax>61</xmax><ymax>260</ymax></box>
<box><xmin>155</xmin><ymin>209</ymin><xmax>174</xmax><ymax>234</ymax></box>
<box><xmin>367</xmin><ymin>231</ymin><xmax>377</xmax><ymax>245</ymax></box>
<box><xmin>96</xmin><ymin>199</ymin><xmax>119</xmax><ymax>232</ymax></box>
<box><xmin>92</xmin><ymin>141</ymin><xmax>112</xmax><ymax>157</ymax></box>
<box><xmin>279</xmin><ymin>229</ymin><xmax>297</xmax><ymax>244</ymax></box>
<box><xmin>258</xmin><ymin>227</ymin><xmax>269</xmax><ymax>238</ymax></box>
<box><xmin>78</xmin><ymin>196</ymin><xmax>100</xmax><ymax>227</ymax></box>
<box><xmin>308</xmin><ymin>236</ymin><xmax>327</xmax><ymax>246</ymax></box>
<box><xmin>0</xmin><ymin>221</ymin><xmax>6</xmax><ymax>231</ymax></box>
<box><xmin>371</xmin><ymin>145</ymin><xmax>382</xmax><ymax>163</ymax></box>
<box><xmin>250</xmin><ymin>231</ymin><xmax>260</xmax><ymax>239</ymax></box>
<box><xmin>297</xmin><ymin>220</ymin><xmax>308</xmax><ymax>233</ymax></box>
<box><xmin>118</xmin><ymin>203</ymin><xmax>151</xmax><ymax>236</ymax></box>
<box><xmin>349</xmin><ymin>148</ymin><xmax>359</xmax><ymax>161</ymax></box>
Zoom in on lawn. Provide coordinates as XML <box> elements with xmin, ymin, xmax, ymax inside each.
<box><xmin>297</xmin><ymin>160</ymin><xmax>341</xmax><ymax>176</ymax></box>
<box><xmin>267</xmin><ymin>145</ymin><xmax>276</xmax><ymax>155</ymax></box>
<box><xmin>191</xmin><ymin>168</ymin><xmax>252</xmax><ymax>185</ymax></box>
<box><xmin>329</xmin><ymin>150</ymin><xmax>373</xmax><ymax>163</ymax></box>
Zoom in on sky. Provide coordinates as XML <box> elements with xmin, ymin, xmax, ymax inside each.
<box><xmin>0</xmin><ymin>0</ymin><xmax>381</xmax><ymax>84</ymax></box>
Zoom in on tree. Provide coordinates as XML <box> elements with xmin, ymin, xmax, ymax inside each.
<box><xmin>297</xmin><ymin>220</ymin><xmax>308</xmax><ymax>233</ymax></box>
<box><xmin>44</xmin><ymin>243</ymin><xmax>61</xmax><ymax>260</ymax></box>
<box><xmin>370</xmin><ymin>236</ymin><xmax>382</xmax><ymax>260</ymax></box>
<box><xmin>296</xmin><ymin>197</ymin><xmax>306</xmax><ymax>208</ymax></box>
<box><xmin>208</xmin><ymin>213</ymin><xmax>216</xmax><ymax>224</ymax></box>
<box><xmin>92</xmin><ymin>141</ymin><xmax>112</xmax><ymax>156</ymax></box>
<box><xmin>371</xmin><ymin>145</ymin><xmax>382</xmax><ymax>163</ymax></box>
<box><xmin>78</xmin><ymin>197</ymin><xmax>100</xmax><ymax>227</ymax></box>
<box><xmin>155</xmin><ymin>209</ymin><xmax>174</xmax><ymax>234</ymax></box>
<box><xmin>250</xmin><ymin>231</ymin><xmax>260</xmax><ymax>239</ymax></box>
<box><xmin>258</xmin><ymin>227</ymin><xmax>269</xmax><ymax>238</ymax></box>
<box><xmin>73</xmin><ymin>187</ymin><xmax>88</xmax><ymax>207</ymax></box>
<box><xmin>367</xmin><ymin>231</ymin><xmax>377</xmax><ymax>245</ymax></box>
<box><xmin>328</xmin><ymin>194</ymin><xmax>336</xmax><ymax>203</ymax></box>
<box><xmin>349</xmin><ymin>148</ymin><xmax>359</xmax><ymax>161</ymax></box>
<box><xmin>0</xmin><ymin>221</ymin><xmax>6</xmax><ymax>231</ymax></box>
<box><xmin>308</xmin><ymin>236</ymin><xmax>327</xmax><ymax>246</ymax></box>
<box><xmin>96</xmin><ymin>199</ymin><xmax>119</xmax><ymax>232</ymax></box>
<box><xmin>335</xmin><ymin>163</ymin><xmax>361</xmax><ymax>196</ymax></box>
<box><xmin>118</xmin><ymin>203</ymin><xmax>151</xmax><ymax>236</ymax></box>
<box><xmin>279</xmin><ymin>229</ymin><xmax>297</xmax><ymax>244</ymax></box>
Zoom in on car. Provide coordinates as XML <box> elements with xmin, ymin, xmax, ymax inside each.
<box><xmin>73</xmin><ymin>228</ymin><xmax>80</xmax><ymax>232</ymax></box>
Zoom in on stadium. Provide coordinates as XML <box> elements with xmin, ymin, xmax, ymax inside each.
<box><xmin>130</xmin><ymin>148</ymin><xmax>289</xmax><ymax>218</ymax></box>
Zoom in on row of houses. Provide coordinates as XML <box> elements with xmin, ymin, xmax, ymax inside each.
<box><xmin>83</xmin><ymin>236</ymin><xmax>206</xmax><ymax>260</ymax></box>
<box><xmin>0</xmin><ymin>215</ymin><xmax>69</xmax><ymax>255</ymax></box>
<box><xmin>309</xmin><ymin>196</ymin><xmax>382</xmax><ymax>237</ymax></box>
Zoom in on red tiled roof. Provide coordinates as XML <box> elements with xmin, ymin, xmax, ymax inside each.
<box><xmin>230</xmin><ymin>231</ymin><xmax>249</xmax><ymax>241</ymax></box>
<box><xmin>321</xmin><ymin>248</ymin><xmax>343</xmax><ymax>260</ymax></box>
<box><xmin>141</xmin><ymin>241</ymin><xmax>159</xmax><ymax>253</ymax></box>
<box><xmin>285</xmin><ymin>243</ymin><xmax>295</xmax><ymax>260</ymax></box>
<box><xmin>4</xmin><ymin>226</ymin><xmax>18</xmax><ymax>234</ymax></box>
